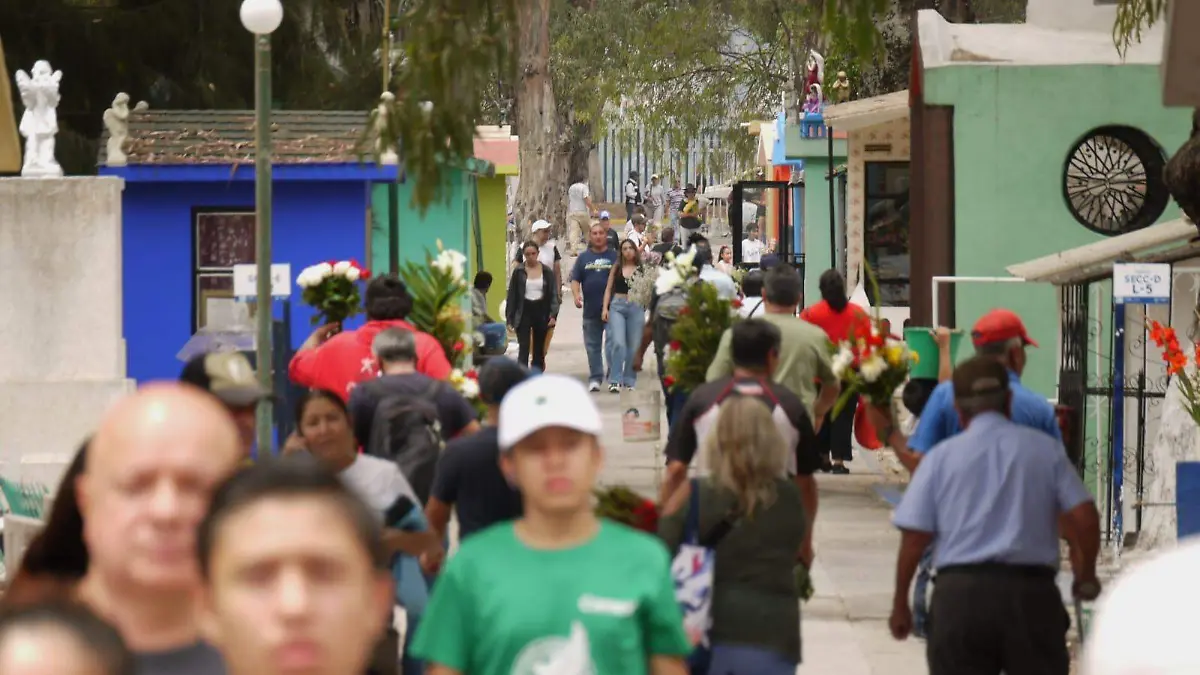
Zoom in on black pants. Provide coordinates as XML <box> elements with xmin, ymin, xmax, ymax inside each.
<box><xmin>818</xmin><ymin>396</ymin><xmax>856</xmax><ymax>462</ymax></box>
<box><xmin>928</xmin><ymin>565</ymin><xmax>1070</xmax><ymax>675</ymax></box>
<box><xmin>517</xmin><ymin>299</ymin><xmax>550</xmax><ymax>371</ymax></box>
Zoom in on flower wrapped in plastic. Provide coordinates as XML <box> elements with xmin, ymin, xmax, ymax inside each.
<box><xmin>829</xmin><ymin>263</ymin><xmax>917</xmax><ymax>417</ymax></box>
<box><xmin>595</xmin><ymin>485</ymin><xmax>658</xmax><ymax>533</ymax></box>
<box><xmin>296</xmin><ymin>259</ymin><xmax>371</xmax><ymax>325</ymax></box>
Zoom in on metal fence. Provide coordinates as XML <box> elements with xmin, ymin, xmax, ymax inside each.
<box><xmin>596</xmin><ymin>127</ymin><xmax>741</xmax><ymax>203</ymax></box>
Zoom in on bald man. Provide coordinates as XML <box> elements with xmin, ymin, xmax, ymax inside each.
<box><xmin>75</xmin><ymin>384</ymin><xmax>242</xmax><ymax>674</ymax></box>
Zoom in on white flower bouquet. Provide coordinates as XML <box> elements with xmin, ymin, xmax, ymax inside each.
<box><xmin>296</xmin><ymin>259</ymin><xmax>371</xmax><ymax>326</ymax></box>
<box><xmin>628</xmin><ymin>265</ymin><xmax>659</xmax><ymax>307</ymax></box>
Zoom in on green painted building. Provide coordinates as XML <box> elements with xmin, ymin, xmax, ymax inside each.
<box><xmin>783</xmin><ymin>123</ymin><xmax>849</xmax><ymax>305</ymax></box>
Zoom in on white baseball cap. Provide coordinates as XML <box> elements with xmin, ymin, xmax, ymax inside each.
<box><xmin>531</xmin><ymin>219</ymin><xmax>552</xmax><ymax>232</ymax></box>
<box><xmin>498</xmin><ymin>374</ymin><xmax>603</xmax><ymax>451</ymax></box>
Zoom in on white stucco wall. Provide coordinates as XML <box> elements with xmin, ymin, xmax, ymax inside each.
<box><xmin>846</xmin><ymin>117</ymin><xmax>910</xmax><ymax>325</ymax></box>
<box><xmin>1027</xmin><ymin>0</ymin><xmax>1118</xmax><ymax>33</ymax></box>
<box><xmin>0</xmin><ymin>177</ymin><xmax>134</xmax><ymax>491</ymax></box>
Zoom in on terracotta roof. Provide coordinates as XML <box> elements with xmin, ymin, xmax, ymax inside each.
<box><xmin>98</xmin><ymin>109</ymin><xmax>371</xmax><ymax>166</ymax></box>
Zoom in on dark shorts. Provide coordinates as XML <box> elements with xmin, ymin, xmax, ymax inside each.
<box><xmin>817</xmin><ymin>397</ymin><xmax>856</xmax><ymax>461</ymax></box>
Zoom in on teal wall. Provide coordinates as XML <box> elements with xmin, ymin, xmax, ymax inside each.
<box><xmin>370</xmin><ymin>168</ymin><xmax>476</xmax><ymax>277</ymax></box>
<box><xmin>786</xmin><ymin>131</ymin><xmax>847</xmax><ymax>306</ymax></box>
<box><xmin>925</xmin><ymin>64</ymin><xmax>1191</xmax><ymax>398</ymax></box>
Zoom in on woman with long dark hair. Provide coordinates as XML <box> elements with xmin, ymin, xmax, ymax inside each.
<box><xmin>602</xmin><ymin>238</ymin><xmax>647</xmax><ymax>392</ymax></box>
<box><xmin>4</xmin><ymin>442</ymin><xmax>90</xmax><ymax>608</ymax></box>
<box><xmin>800</xmin><ymin>268</ymin><xmax>872</xmax><ymax>473</ymax></box>
<box><xmin>506</xmin><ymin>240</ymin><xmax>560</xmax><ymax>372</ymax></box>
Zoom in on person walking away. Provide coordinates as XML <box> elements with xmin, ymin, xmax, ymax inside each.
<box><xmin>289</xmin><ymin>275</ymin><xmax>453</xmax><ymax>400</ymax></box>
<box><xmin>75</xmin><ymin>385</ymin><xmax>243</xmax><ymax>673</ymax></box>
<box><xmin>625</xmin><ymin>170</ymin><xmax>643</xmax><ymax>222</ymax></box>
<box><xmin>738</xmin><ymin>270</ymin><xmax>765</xmax><ymax>319</ymax></box>
<box><xmin>506</xmin><ymin>241</ymin><xmax>560</xmax><ymax>373</ymax></box>
<box><xmin>196</xmin><ymin>458</ymin><xmax>397</xmax><ymax>675</ymax></box>
<box><xmin>889</xmin><ymin>357</ymin><xmax>1101</xmax><ymax>675</ymax></box>
<box><xmin>292</xmin><ymin>390</ymin><xmax>442</xmax><ymax>675</ymax></box>
<box><xmin>602</xmin><ymin>239</ymin><xmax>647</xmax><ymax>393</ymax></box>
<box><xmin>349</xmin><ymin>327</ymin><xmax>481</xmax><ymax>450</ymax></box>
<box><xmin>865</xmin><ymin>308</ymin><xmax>1062</xmax><ymax>640</ymax></box>
<box><xmin>570</xmin><ymin>224</ymin><xmax>618</xmax><ymax>392</ymax></box>
<box><xmin>661</xmin><ymin>319</ymin><xmax>820</xmax><ymax>568</ymax></box>
<box><xmin>425</xmin><ymin>358</ymin><xmax>528</xmax><ymax>546</ymax></box>
<box><xmin>0</xmin><ymin>603</ymin><xmax>134</xmax><ymax>675</ymax></box>
<box><xmin>180</xmin><ymin>351</ymin><xmax>271</xmax><ymax>459</ymax></box>
<box><xmin>659</xmin><ymin>396</ymin><xmax>808</xmax><ymax>674</ymax></box>
<box><xmin>471</xmin><ymin>272</ymin><xmax>508</xmax><ymax>358</ymax></box>
<box><xmin>566</xmin><ymin>176</ymin><xmax>596</xmax><ymax>255</ymax></box>
<box><xmin>651</xmin><ymin>227</ymin><xmax>682</xmax><ymax>264</ymax></box>
<box><xmin>649</xmin><ymin>174</ymin><xmax>666</xmax><ymax>225</ymax></box>
<box><xmin>742</xmin><ymin>225</ymin><xmax>766</xmax><ymax>265</ymax></box>
<box><xmin>707</xmin><ymin>265</ymin><xmax>839</xmax><ymax>424</ymax></box>
<box><xmin>800</xmin><ymin>269</ymin><xmax>872</xmax><ymax>474</ymax></box>
<box><xmin>667</xmin><ymin>178</ymin><xmax>685</xmax><ymax>242</ymax></box>
<box><xmin>410</xmin><ymin>374</ymin><xmax>692</xmax><ymax>674</ymax></box>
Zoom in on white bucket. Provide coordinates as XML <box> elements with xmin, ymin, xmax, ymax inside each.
<box><xmin>620</xmin><ymin>389</ymin><xmax>662</xmax><ymax>442</ymax></box>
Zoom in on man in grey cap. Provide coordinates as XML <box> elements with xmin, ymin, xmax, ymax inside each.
<box><xmin>180</xmin><ymin>351</ymin><xmax>269</xmax><ymax>457</ymax></box>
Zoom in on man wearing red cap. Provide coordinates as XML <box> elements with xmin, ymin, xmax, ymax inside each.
<box><xmin>866</xmin><ymin>308</ymin><xmax>1062</xmax><ymax>639</ymax></box>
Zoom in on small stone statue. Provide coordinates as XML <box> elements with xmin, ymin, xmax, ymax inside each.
<box><xmin>368</xmin><ymin>92</ymin><xmax>399</xmax><ymax>165</ymax></box>
<box><xmin>804</xmin><ymin>50</ymin><xmax>825</xmax><ymax>93</ymax></box>
<box><xmin>14</xmin><ymin>59</ymin><xmax>63</xmax><ymax>177</ymax></box>
<box><xmin>103</xmin><ymin>92</ymin><xmax>131</xmax><ymax>166</ymax></box>
<box><xmin>831</xmin><ymin>71</ymin><xmax>851</xmax><ymax>104</ymax></box>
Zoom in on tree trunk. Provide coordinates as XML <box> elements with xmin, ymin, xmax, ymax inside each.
<box><xmin>512</xmin><ymin>0</ymin><xmax>568</xmax><ymax>242</ymax></box>
<box><xmin>567</xmin><ymin>119</ymin><xmax>594</xmax><ymax>186</ymax></box>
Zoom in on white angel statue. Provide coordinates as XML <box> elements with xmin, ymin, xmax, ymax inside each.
<box><xmin>15</xmin><ymin>60</ymin><xmax>63</xmax><ymax>177</ymax></box>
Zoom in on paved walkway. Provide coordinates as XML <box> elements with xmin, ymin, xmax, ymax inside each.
<box><xmin>545</xmin><ymin>289</ymin><xmax>928</xmax><ymax>674</ymax></box>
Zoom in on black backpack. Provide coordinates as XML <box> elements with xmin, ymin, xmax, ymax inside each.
<box><xmin>364</xmin><ymin>380</ymin><xmax>447</xmax><ymax>505</ymax></box>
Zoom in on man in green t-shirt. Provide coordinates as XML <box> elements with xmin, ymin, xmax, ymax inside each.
<box><xmin>411</xmin><ymin>374</ymin><xmax>692</xmax><ymax>675</ymax></box>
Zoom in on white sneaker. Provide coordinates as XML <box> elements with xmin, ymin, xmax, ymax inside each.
<box><xmin>588</xmin><ymin>382</ymin><xmax>601</xmax><ymax>393</ymax></box>
<box><xmin>608</xmin><ymin>383</ymin><xmax>620</xmax><ymax>393</ymax></box>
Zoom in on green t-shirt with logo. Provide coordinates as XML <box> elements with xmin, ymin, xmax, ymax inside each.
<box><xmin>411</xmin><ymin>520</ymin><xmax>691</xmax><ymax>674</ymax></box>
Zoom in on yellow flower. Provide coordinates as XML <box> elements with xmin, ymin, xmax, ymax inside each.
<box><xmin>910</xmin><ymin>350</ymin><xmax>920</xmax><ymax>365</ymax></box>
<box><xmin>884</xmin><ymin>345</ymin><xmax>903</xmax><ymax>367</ymax></box>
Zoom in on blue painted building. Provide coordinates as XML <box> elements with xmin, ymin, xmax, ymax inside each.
<box><xmin>99</xmin><ymin>110</ymin><xmax>397</xmax><ymax>384</ymax></box>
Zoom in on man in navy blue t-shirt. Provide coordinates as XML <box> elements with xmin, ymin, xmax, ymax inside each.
<box><xmin>570</xmin><ymin>222</ymin><xmax>618</xmax><ymax>391</ymax></box>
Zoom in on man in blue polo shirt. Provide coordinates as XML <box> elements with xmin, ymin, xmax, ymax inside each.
<box><xmin>570</xmin><ymin>222</ymin><xmax>618</xmax><ymax>391</ymax></box>
<box><xmin>867</xmin><ymin>308</ymin><xmax>1061</xmax><ymax>639</ymax></box>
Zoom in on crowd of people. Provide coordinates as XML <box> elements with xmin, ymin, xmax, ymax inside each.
<box><xmin>0</xmin><ymin>182</ymin><xmax>1123</xmax><ymax>675</ymax></box>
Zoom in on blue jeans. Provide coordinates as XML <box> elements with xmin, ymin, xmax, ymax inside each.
<box><xmin>913</xmin><ymin>545</ymin><xmax>933</xmax><ymax>638</ymax></box>
<box><xmin>605</xmin><ymin>297</ymin><xmax>645</xmax><ymax>387</ymax></box>
<box><xmin>706</xmin><ymin>644</ymin><xmax>796</xmax><ymax>675</ymax></box>
<box><xmin>582</xmin><ymin>316</ymin><xmax>607</xmax><ymax>384</ymax></box>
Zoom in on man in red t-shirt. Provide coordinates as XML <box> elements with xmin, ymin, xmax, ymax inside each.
<box><xmin>800</xmin><ymin>269</ymin><xmax>872</xmax><ymax>473</ymax></box>
<box><xmin>288</xmin><ymin>275</ymin><xmax>452</xmax><ymax>400</ymax></box>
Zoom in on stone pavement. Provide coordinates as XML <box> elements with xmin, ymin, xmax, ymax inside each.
<box><xmin>544</xmin><ymin>287</ymin><xmax>929</xmax><ymax>674</ymax></box>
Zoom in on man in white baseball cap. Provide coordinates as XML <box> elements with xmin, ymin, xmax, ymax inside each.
<box><xmin>410</xmin><ymin>374</ymin><xmax>692</xmax><ymax>673</ymax></box>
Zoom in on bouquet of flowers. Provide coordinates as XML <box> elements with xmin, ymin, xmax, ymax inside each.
<box><xmin>627</xmin><ymin>265</ymin><xmax>659</xmax><ymax>308</ymax></box>
<box><xmin>448</xmin><ymin>367</ymin><xmax>487</xmax><ymax>419</ymax></box>
<box><xmin>398</xmin><ymin>241</ymin><xmax>472</xmax><ymax>367</ymax></box>
<box><xmin>659</xmin><ymin>248</ymin><xmax>741</xmax><ymax>394</ymax></box>
<box><xmin>296</xmin><ymin>260</ymin><xmax>371</xmax><ymax>325</ymax></box>
<box><xmin>1149</xmin><ymin>319</ymin><xmax>1200</xmax><ymax>425</ymax></box>
<box><xmin>595</xmin><ymin>485</ymin><xmax>658</xmax><ymax>533</ymax></box>
<box><xmin>829</xmin><ymin>264</ymin><xmax>917</xmax><ymax>417</ymax></box>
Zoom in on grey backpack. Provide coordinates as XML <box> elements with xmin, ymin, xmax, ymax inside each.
<box><xmin>364</xmin><ymin>380</ymin><xmax>446</xmax><ymax>505</ymax></box>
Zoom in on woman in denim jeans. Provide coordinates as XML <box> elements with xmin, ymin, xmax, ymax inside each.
<box><xmin>601</xmin><ymin>239</ymin><xmax>646</xmax><ymax>393</ymax></box>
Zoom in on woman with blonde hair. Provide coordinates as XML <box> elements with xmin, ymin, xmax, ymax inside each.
<box><xmin>659</xmin><ymin>395</ymin><xmax>807</xmax><ymax>674</ymax></box>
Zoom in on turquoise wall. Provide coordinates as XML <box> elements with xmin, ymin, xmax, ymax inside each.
<box><xmin>925</xmin><ymin>64</ymin><xmax>1191</xmax><ymax>398</ymax></box>
<box><xmin>370</xmin><ymin>169</ymin><xmax>476</xmax><ymax>277</ymax></box>
<box><xmin>786</xmin><ymin>130</ymin><xmax>847</xmax><ymax>306</ymax></box>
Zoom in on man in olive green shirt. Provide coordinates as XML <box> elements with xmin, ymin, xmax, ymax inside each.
<box><xmin>706</xmin><ymin>265</ymin><xmax>839</xmax><ymax>424</ymax></box>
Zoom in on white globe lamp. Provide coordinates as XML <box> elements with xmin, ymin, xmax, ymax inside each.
<box><xmin>240</xmin><ymin>0</ymin><xmax>283</xmax><ymax>34</ymax></box>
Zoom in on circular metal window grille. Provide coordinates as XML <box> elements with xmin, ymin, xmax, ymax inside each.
<box><xmin>1062</xmin><ymin>126</ymin><xmax>1169</xmax><ymax>236</ymax></box>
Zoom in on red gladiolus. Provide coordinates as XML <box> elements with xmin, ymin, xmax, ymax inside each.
<box><xmin>466</xmin><ymin>369</ymin><xmax>479</xmax><ymax>380</ymax></box>
<box><xmin>360</xmin><ymin>267</ymin><xmax>371</xmax><ymax>280</ymax></box>
<box><xmin>732</xmin><ymin>299</ymin><xmax>743</xmax><ymax>309</ymax></box>
<box><xmin>664</xmin><ymin>375</ymin><xmax>676</xmax><ymax>388</ymax></box>
<box><xmin>632</xmin><ymin>500</ymin><xmax>659</xmax><ymax>533</ymax></box>
<box><xmin>679</xmin><ymin>307</ymin><xmax>691</xmax><ymax>316</ymax></box>
<box><xmin>453</xmin><ymin>340</ymin><xmax>465</xmax><ymax>352</ymax></box>
<box><xmin>669</xmin><ymin>340</ymin><xmax>682</xmax><ymax>351</ymax></box>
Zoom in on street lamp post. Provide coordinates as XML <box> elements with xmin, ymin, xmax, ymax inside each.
<box><xmin>240</xmin><ymin>0</ymin><xmax>283</xmax><ymax>456</ymax></box>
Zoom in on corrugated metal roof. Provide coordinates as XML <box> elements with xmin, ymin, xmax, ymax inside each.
<box><xmin>98</xmin><ymin>109</ymin><xmax>370</xmax><ymax>166</ymax></box>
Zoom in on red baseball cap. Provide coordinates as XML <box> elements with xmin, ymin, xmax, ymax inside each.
<box><xmin>972</xmin><ymin>309</ymin><xmax>1038</xmax><ymax>348</ymax></box>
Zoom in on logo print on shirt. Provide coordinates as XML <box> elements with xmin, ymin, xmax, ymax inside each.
<box><xmin>361</xmin><ymin>357</ymin><xmax>376</xmax><ymax>374</ymax></box>
<box><xmin>510</xmin><ymin>620</ymin><xmax>596</xmax><ymax>675</ymax></box>
<box><xmin>577</xmin><ymin>594</ymin><xmax>637</xmax><ymax>617</ymax></box>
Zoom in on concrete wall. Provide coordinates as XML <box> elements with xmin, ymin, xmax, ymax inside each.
<box><xmin>1027</xmin><ymin>0</ymin><xmax>1117</xmax><ymax>33</ymax></box>
<box><xmin>924</xmin><ymin>64</ymin><xmax>1191</xmax><ymax>397</ymax></box>
<box><xmin>0</xmin><ymin>177</ymin><xmax>134</xmax><ymax>488</ymax></box>
<box><xmin>121</xmin><ymin>181</ymin><xmax>371</xmax><ymax>384</ymax></box>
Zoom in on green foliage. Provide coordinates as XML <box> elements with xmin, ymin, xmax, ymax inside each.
<box><xmin>301</xmin><ymin>276</ymin><xmax>363</xmax><ymax>326</ymax></box>
<box><xmin>1113</xmin><ymin>0</ymin><xmax>1168</xmax><ymax>55</ymax></box>
<box><xmin>395</xmin><ymin>247</ymin><xmax>470</xmax><ymax>365</ymax></box>
<box><xmin>665</xmin><ymin>282</ymin><xmax>739</xmax><ymax>394</ymax></box>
